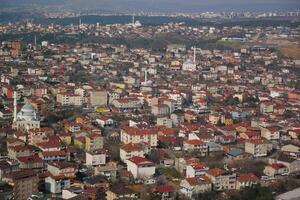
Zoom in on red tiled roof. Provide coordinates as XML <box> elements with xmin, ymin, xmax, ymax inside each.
<box><xmin>157</xmin><ymin>126</ymin><xmax>176</xmax><ymax>136</ymax></box>
<box><xmin>41</xmin><ymin>150</ymin><xmax>66</xmax><ymax>157</ymax></box>
<box><xmin>196</xmin><ymin>133</ymin><xmax>214</xmax><ymax>140</ymax></box>
<box><xmin>37</xmin><ymin>139</ymin><xmax>62</xmax><ymax>148</ymax></box>
<box><xmin>121</xmin><ymin>143</ymin><xmax>143</xmax><ymax>152</ymax></box>
<box><xmin>114</xmin><ymin>98</ymin><xmax>139</xmax><ymax>103</ymax></box>
<box><xmin>87</xmin><ymin>133</ymin><xmax>101</xmax><ymax>139</ymax></box>
<box><xmin>270</xmin><ymin>163</ymin><xmax>287</xmax><ymax>170</ymax></box>
<box><xmin>156</xmin><ymin>185</ymin><xmax>175</xmax><ymax>193</ymax></box>
<box><xmin>246</xmin><ymin>139</ymin><xmax>265</xmax><ymax>145</ymax></box>
<box><xmin>186</xmin><ymin>176</ymin><xmax>211</xmax><ymax>186</ymax></box>
<box><xmin>189</xmin><ymin>161</ymin><xmax>207</xmax><ymax>170</ymax></box>
<box><xmin>237</xmin><ymin>173</ymin><xmax>258</xmax><ymax>183</ymax></box>
<box><xmin>158</xmin><ymin>136</ymin><xmax>176</xmax><ymax>143</ymax></box>
<box><xmin>207</xmin><ymin>168</ymin><xmax>225</xmax><ymax>177</ymax></box>
<box><xmin>123</xmin><ymin>127</ymin><xmax>157</xmax><ymax>136</ymax></box>
<box><xmin>267</xmin><ymin>126</ymin><xmax>280</xmax><ymax>132</ymax></box>
<box><xmin>48</xmin><ymin>161</ymin><xmax>75</xmax><ymax>169</ymax></box>
<box><xmin>127</xmin><ymin>156</ymin><xmax>154</xmax><ymax>166</ymax></box>
<box><xmin>5</xmin><ymin>170</ymin><xmax>36</xmax><ymax>180</ymax></box>
<box><xmin>17</xmin><ymin>155</ymin><xmax>43</xmax><ymax>163</ymax></box>
<box><xmin>10</xmin><ymin>145</ymin><xmax>34</xmax><ymax>152</ymax></box>
<box><xmin>184</xmin><ymin>139</ymin><xmax>205</xmax><ymax>145</ymax></box>
<box><xmin>75</xmin><ymin>136</ymin><xmax>86</xmax><ymax>143</ymax></box>
<box><xmin>222</xmin><ymin>135</ymin><xmax>235</xmax><ymax>141</ymax></box>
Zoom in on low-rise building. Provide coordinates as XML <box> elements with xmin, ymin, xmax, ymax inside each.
<box><xmin>45</xmin><ymin>175</ymin><xmax>71</xmax><ymax>194</ymax></box>
<box><xmin>236</xmin><ymin>173</ymin><xmax>258</xmax><ymax>190</ymax></box>
<box><xmin>111</xmin><ymin>98</ymin><xmax>141</xmax><ymax>110</ymax></box>
<box><xmin>180</xmin><ymin>177</ymin><xmax>212</xmax><ymax>199</ymax></box>
<box><xmin>245</xmin><ymin>139</ymin><xmax>271</xmax><ymax>157</ymax></box>
<box><xmin>106</xmin><ymin>185</ymin><xmax>138</xmax><ymax>200</ymax></box>
<box><xmin>85</xmin><ymin>133</ymin><xmax>104</xmax><ymax>152</ymax></box>
<box><xmin>263</xmin><ymin>163</ymin><xmax>289</xmax><ymax>177</ymax></box>
<box><xmin>127</xmin><ymin>156</ymin><xmax>155</xmax><ymax>179</ymax></box>
<box><xmin>183</xmin><ymin>140</ymin><xmax>208</xmax><ymax>156</ymax></box>
<box><xmin>151</xmin><ymin>104</ymin><xmax>170</xmax><ymax>116</ymax></box>
<box><xmin>86</xmin><ymin>149</ymin><xmax>107</xmax><ymax>166</ymax></box>
<box><xmin>47</xmin><ymin>162</ymin><xmax>76</xmax><ymax>179</ymax></box>
<box><xmin>121</xmin><ymin>127</ymin><xmax>158</xmax><ymax>147</ymax></box>
<box><xmin>56</xmin><ymin>92</ymin><xmax>83</xmax><ymax>106</ymax></box>
<box><xmin>120</xmin><ymin>143</ymin><xmax>145</xmax><ymax>163</ymax></box>
<box><xmin>261</xmin><ymin>127</ymin><xmax>280</xmax><ymax>140</ymax></box>
<box><xmin>206</xmin><ymin>168</ymin><xmax>236</xmax><ymax>191</ymax></box>
<box><xmin>186</xmin><ymin>161</ymin><xmax>209</xmax><ymax>178</ymax></box>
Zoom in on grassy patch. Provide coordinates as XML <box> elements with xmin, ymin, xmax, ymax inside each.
<box><xmin>159</xmin><ymin>167</ymin><xmax>182</xmax><ymax>180</ymax></box>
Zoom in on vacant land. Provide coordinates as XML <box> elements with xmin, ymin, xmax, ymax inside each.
<box><xmin>266</xmin><ymin>39</ymin><xmax>300</xmax><ymax>59</ymax></box>
<box><xmin>279</xmin><ymin>45</ymin><xmax>300</xmax><ymax>59</ymax></box>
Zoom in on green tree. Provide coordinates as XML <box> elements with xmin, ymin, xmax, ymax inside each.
<box><xmin>230</xmin><ymin>184</ymin><xmax>274</xmax><ymax>200</ymax></box>
<box><xmin>193</xmin><ymin>191</ymin><xmax>217</xmax><ymax>200</ymax></box>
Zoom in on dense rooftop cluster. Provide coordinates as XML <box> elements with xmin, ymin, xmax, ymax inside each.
<box><xmin>0</xmin><ymin>16</ymin><xmax>299</xmax><ymax>200</ymax></box>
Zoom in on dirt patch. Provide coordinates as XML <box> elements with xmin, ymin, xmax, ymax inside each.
<box><xmin>279</xmin><ymin>46</ymin><xmax>300</xmax><ymax>59</ymax></box>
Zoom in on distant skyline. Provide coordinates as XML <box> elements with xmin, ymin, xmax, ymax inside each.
<box><xmin>2</xmin><ymin>0</ymin><xmax>300</xmax><ymax>12</ymax></box>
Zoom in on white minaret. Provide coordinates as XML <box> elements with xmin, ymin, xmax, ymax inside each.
<box><xmin>13</xmin><ymin>91</ymin><xmax>17</xmax><ymax>122</ymax></box>
<box><xmin>193</xmin><ymin>46</ymin><xmax>196</xmax><ymax>64</ymax></box>
<box><xmin>132</xmin><ymin>15</ymin><xmax>135</xmax><ymax>25</ymax></box>
<box><xmin>144</xmin><ymin>69</ymin><xmax>148</xmax><ymax>83</ymax></box>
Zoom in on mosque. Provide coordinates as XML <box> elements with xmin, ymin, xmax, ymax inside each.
<box><xmin>13</xmin><ymin>92</ymin><xmax>40</xmax><ymax>131</ymax></box>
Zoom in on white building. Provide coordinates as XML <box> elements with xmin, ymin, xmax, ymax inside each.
<box><xmin>15</xmin><ymin>103</ymin><xmax>40</xmax><ymax>131</ymax></box>
<box><xmin>182</xmin><ymin>60</ymin><xmax>197</xmax><ymax>71</ymax></box>
<box><xmin>56</xmin><ymin>93</ymin><xmax>83</xmax><ymax>106</ymax></box>
<box><xmin>186</xmin><ymin>161</ymin><xmax>209</xmax><ymax>178</ymax></box>
<box><xmin>120</xmin><ymin>143</ymin><xmax>147</xmax><ymax>163</ymax></box>
<box><xmin>45</xmin><ymin>175</ymin><xmax>71</xmax><ymax>194</ymax></box>
<box><xmin>111</xmin><ymin>98</ymin><xmax>142</xmax><ymax>110</ymax></box>
<box><xmin>95</xmin><ymin>116</ymin><xmax>114</xmax><ymax>128</ymax></box>
<box><xmin>127</xmin><ymin>156</ymin><xmax>155</xmax><ymax>179</ymax></box>
<box><xmin>86</xmin><ymin>149</ymin><xmax>106</xmax><ymax>166</ymax></box>
<box><xmin>180</xmin><ymin>177</ymin><xmax>212</xmax><ymax>199</ymax></box>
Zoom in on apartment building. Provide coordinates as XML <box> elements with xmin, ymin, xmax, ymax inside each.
<box><xmin>206</xmin><ymin>168</ymin><xmax>236</xmax><ymax>191</ymax></box>
<box><xmin>120</xmin><ymin>127</ymin><xmax>158</xmax><ymax>147</ymax></box>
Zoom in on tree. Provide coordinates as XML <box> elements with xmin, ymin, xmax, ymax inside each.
<box><xmin>193</xmin><ymin>191</ymin><xmax>217</xmax><ymax>200</ymax></box>
<box><xmin>229</xmin><ymin>184</ymin><xmax>274</xmax><ymax>200</ymax></box>
<box><xmin>283</xmin><ymin>110</ymin><xmax>293</xmax><ymax>118</ymax></box>
<box><xmin>225</xmin><ymin>96</ymin><xmax>239</xmax><ymax>106</ymax></box>
<box><xmin>44</xmin><ymin>114</ymin><xmax>61</xmax><ymax>124</ymax></box>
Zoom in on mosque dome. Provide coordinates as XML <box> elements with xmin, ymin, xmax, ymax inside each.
<box><xmin>16</xmin><ymin>103</ymin><xmax>40</xmax><ymax>121</ymax></box>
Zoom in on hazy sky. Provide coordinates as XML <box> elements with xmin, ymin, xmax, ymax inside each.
<box><xmin>3</xmin><ymin>0</ymin><xmax>300</xmax><ymax>12</ymax></box>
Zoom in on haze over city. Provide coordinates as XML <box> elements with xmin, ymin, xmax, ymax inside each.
<box><xmin>2</xmin><ymin>0</ymin><xmax>300</xmax><ymax>12</ymax></box>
